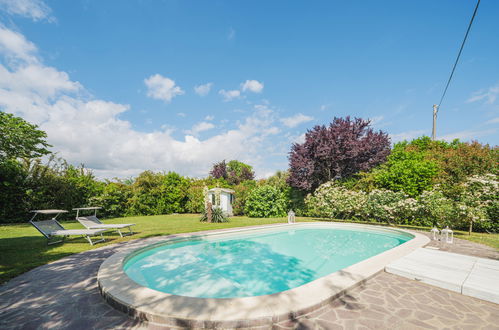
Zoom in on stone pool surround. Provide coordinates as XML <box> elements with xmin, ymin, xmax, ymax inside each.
<box><xmin>97</xmin><ymin>222</ymin><xmax>430</xmax><ymax>328</ymax></box>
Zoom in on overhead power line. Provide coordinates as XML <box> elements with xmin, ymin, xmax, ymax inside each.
<box><xmin>432</xmin><ymin>0</ymin><xmax>481</xmax><ymax>140</ymax></box>
<box><xmin>438</xmin><ymin>0</ymin><xmax>481</xmax><ymax>108</ymax></box>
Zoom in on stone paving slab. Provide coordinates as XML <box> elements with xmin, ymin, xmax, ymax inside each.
<box><xmin>1</xmin><ymin>231</ymin><xmax>498</xmax><ymax>329</ymax></box>
<box><xmin>462</xmin><ymin>259</ymin><xmax>499</xmax><ymax>304</ymax></box>
<box><xmin>386</xmin><ymin>248</ymin><xmax>499</xmax><ymax>304</ymax></box>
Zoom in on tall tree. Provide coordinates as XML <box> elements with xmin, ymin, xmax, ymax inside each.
<box><xmin>0</xmin><ymin>112</ymin><xmax>51</xmax><ymax>160</ymax></box>
<box><xmin>288</xmin><ymin>117</ymin><xmax>390</xmax><ymax>191</ymax></box>
<box><xmin>209</xmin><ymin>160</ymin><xmax>255</xmax><ymax>185</ymax></box>
<box><xmin>210</xmin><ymin>160</ymin><xmax>228</xmax><ymax>180</ymax></box>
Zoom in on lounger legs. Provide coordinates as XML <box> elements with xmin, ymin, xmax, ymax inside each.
<box><xmin>47</xmin><ymin>236</ymin><xmax>64</xmax><ymax>245</ymax></box>
<box><xmin>117</xmin><ymin>226</ymin><xmax>134</xmax><ymax>237</ymax></box>
<box><xmin>84</xmin><ymin>233</ymin><xmax>105</xmax><ymax>246</ymax></box>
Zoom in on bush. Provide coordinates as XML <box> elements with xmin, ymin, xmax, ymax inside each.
<box><xmin>373</xmin><ymin>142</ymin><xmax>440</xmax><ymax>197</ymax></box>
<box><xmin>232</xmin><ymin>180</ymin><xmax>257</xmax><ymax>215</ymax></box>
<box><xmin>456</xmin><ymin>174</ymin><xmax>498</xmax><ymax>233</ymax></box>
<box><xmin>0</xmin><ymin>159</ymin><xmax>29</xmax><ymax>223</ymax></box>
<box><xmin>184</xmin><ymin>184</ymin><xmax>205</xmax><ymax>213</ymax></box>
<box><xmin>305</xmin><ymin>181</ymin><xmax>366</xmax><ymax>219</ymax></box>
<box><xmin>200</xmin><ymin>206</ymin><xmax>229</xmax><ymax>223</ymax></box>
<box><xmin>127</xmin><ymin>171</ymin><xmax>189</xmax><ymax>215</ymax></box>
<box><xmin>89</xmin><ymin>181</ymin><xmax>132</xmax><ymax>218</ymax></box>
<box><xmin>244</xmin><ymin>185</ymin><xmax>287</xmax><ymax>217</ymax></box>
<box><xmin>363</xmin><ymin>189</ymin><xmax>411</xmax><ymax>224</ymax></box>
<box><xmin>417</xmin><ymin>189</ymin><xmax>455</xmax><ymax>228</ymax></box>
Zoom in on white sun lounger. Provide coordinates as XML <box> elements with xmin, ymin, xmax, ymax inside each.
<box><xmin>30</xmin><ymin>209</ymin><xmax>106</xmax><ymax>245</ymax></box>
<box><xmin>74</xmin><ymin>207</ymin><xmax>135</xmax><ymax>237</ymax></box>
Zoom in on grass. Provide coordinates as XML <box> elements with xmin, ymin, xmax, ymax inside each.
<box><xmin>1</xmin><ymin>214</ymin><xmax>498</xmax><ymax>284</ymax></box>
<box><xmin>0</xmin><ymin>214</ymin><xmax>296</xmax><ymax>284</ymax></box>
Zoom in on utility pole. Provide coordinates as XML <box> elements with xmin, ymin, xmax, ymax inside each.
<box><xmin>432</xmin><ymin>104</ymin><xmax>438</xmax><ymax>140</ymax></box>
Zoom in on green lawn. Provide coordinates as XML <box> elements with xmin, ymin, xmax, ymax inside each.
<box><xmin>1</xmin><ymin>214</ymin><xmax>498</xmax><ymax>284</ymax></box>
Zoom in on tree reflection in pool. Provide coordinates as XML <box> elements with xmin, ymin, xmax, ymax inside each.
<box><xmin>124</xmin><ymin>227</ymin><xmax>411</xmax><ymax>298</ymax></box>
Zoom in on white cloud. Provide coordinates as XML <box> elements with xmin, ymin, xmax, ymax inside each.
<box><xmin>369</xmin><ymin>116</ymin><xmax>384</xmax><ymax>126</ymax></box>
<box><xmin>0</xmin><ymin>0</ymin><xmax>53</xmax><ymax>22</ymax></box>
<box><xmin>486</xmin><ymin>117</ymin><xmax>499</xmax><ymax>125</ymax></box>
<box><xmin>227</xmin><ymin>27</ymin><xmax>236</xmax><ymax>41</ymax></box>
<box><xmin>177</xmin><ymin>112</ymin><xmax>186</xmax><ymax>117</ymax></box>
<box><xmin>144</xmin><ymin>74</ymin><xmax>184</xmax><ymax>103</ymax></box>
<box><xmin>184</xmin><ymin>121</ymin><xmax>215</xmax><ymax>136</ymax></box>
<box><xmin>0</xmin><ymin>27</ymin><xmax>38</xmax><ymax>64</ymax></box>
<box><xmin>280</xmin><ymin>113</ymin><xmax>313</xmax><ymax>128</ymax></box>
<box><xmin>194</xmin><ymin>82</ymin><xmax>212</xmax><ymax>96</ymax></box>
<box><xmin>241</xmin><ymin>79</ymin><xmax>264</xmax><ymax>93</ymax></box>
<box><xmin>205</xmin><ymin>115</ymin><xmax>214</xmax><ymax>121</ymax></box>
<box><xmin>0</xmin><ymin>64</ymin><xmax>81</xmax><ymax>97</ymax></box>
<box><xmin>293</xmin><ymin>133</ymin><xmax>306</xmax><ymax>144</ymax></box>
<box><xmin>0</xmin><ymin>26</ymin><xmax>282</xmax><ymax>179</ymax></box>
<box><xmin>440</xmin><ymin>129</ymin><xmax>497</xmax><ymax>142</ymax></box>
<box><xmin>219</xmin><ymin>89</ymin><xmax>241</xmax><ymax>101</ymax></box>
<box><xmin>467</xmin><ymin>85</ymin><xmax>499</xmax><ymax>105</ymax></box>
<box><xmin>389</xmin><ymin>130</ymin><xmax>426</xmax><ymax>143</ymax></box>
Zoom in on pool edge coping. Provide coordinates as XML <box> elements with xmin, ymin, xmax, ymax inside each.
<box><xmin>97</xmin><ymin>222</ymin><xmax>430</xmax><ymax>327</ymax></box>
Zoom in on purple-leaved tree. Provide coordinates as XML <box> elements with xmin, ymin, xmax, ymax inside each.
<box><xmin>288</xmin><ymin>116</ymin><xmax>390</xmax><ymax>191</ymax></box>
<box><xmin>210</xmin><ymin>160</ymin><xmax>255</xmax><ymax>185</ymax></box>
<box><xmin>210</xmin><ymin>160</ymin><xmax>228</xmax><ymax>179</ymax></box>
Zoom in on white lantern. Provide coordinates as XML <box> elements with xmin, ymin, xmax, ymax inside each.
<box><xmin>430</xmin><ymin>227</ymin><xmax>440</xmax><ymax>240</ymax></box>
<box><xmin>441</xmin><ymin>226</ymin><xmax>454</xmax><ymax>244</ymax></box>
<box><xmin>287</xmin><ymin>210</ymin><xmax>296</xmax><ymax>224</ymax></box>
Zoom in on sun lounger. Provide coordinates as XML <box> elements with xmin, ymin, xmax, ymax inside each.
<box><xmin>30</xmin><ymin>210</ymin><xmax>106</xmax><ymax>245</ymax></box>
<box><xmin>74</xmin><ymin>207</ymin><xmax>135</xmax><ymax>237</ymax></box>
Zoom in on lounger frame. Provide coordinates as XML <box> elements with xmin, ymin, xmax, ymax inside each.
<box><xmin>74</xmin><ymin>207</ymin><xmax>135</xmax><ymax>237</ymax></box>
<box><xmin>30</xmin><ymin>210</ymin><xmax>106</xmax><ymax>245</ymax></box>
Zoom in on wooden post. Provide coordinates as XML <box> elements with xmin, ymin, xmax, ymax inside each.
<box><xmin>207</xmin><ymin>202</ymin><xmax>212</xmax><ymax>223</ymax></box>
<box><xmin>432</xmin><ymin>104</ymin><xmax>438</xmax><ymax>140</ymax></box>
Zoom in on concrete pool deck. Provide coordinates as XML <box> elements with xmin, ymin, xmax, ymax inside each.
<box><xmin>386</xmin><ymin>248</ymin><xmax>499</xmax><ymax>304</ymax></box>
<box><xmin>0</xmin><ymin>226</ymin><xmax>498</xmax><ymax>329</ymax></box>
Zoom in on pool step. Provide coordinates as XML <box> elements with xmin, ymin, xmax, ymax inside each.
<box><xmin>385</xmin><ymin>248</ymin><xmax>499</xmax><ymax>304</ymax></box>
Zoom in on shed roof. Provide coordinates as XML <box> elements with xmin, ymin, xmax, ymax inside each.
<box><xmin>208</xmin><ymin>187</ymin><xmax>235</xmax><ymax>194</ymax></box>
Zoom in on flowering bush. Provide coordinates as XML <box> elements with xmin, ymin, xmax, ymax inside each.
<box><xmin>457</xmin><ymin>174</ymin><xmax>498</xmax><ymax>233</ymax></box>
<box><xmin>305</xmin><ymin>181</ymin><xmax>366</xmax><ymax>219</ymax></box>
<box><xmin>363</xmin><ymin>189</ymin><xmax>413</xmax><ymax>224</ymax></box>
<box><xmin>417</xmin><ymin>189</ymin><xmax>456</xmax><ymax>228</ymax></box>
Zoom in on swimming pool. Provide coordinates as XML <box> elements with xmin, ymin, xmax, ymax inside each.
<box><xmin>124</xmin><ymin>226</ymin><xmax>412</xmax><ymax>298</ymax></box>
<box><xmin>98</xmin><ymin>223</ymin><xmax>428</xmax><ymax>327</ymax></box>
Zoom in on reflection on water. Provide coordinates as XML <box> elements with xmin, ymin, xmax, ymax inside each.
<box><xmin>124</xmin><ymin>228</ymin><xmax>410</xmax><ymax>298</ymax></box>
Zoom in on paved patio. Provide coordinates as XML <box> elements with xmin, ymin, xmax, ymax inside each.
<box><xmin>0</xmin><ymin>231</ymin><xmax>498</xmax><ymax>329</ymax></box>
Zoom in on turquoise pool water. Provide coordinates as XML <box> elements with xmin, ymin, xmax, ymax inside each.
<box><xmin>124</xmin><ymin>225</ymin><xmax>412</xmax><ymax>298</ymax></box>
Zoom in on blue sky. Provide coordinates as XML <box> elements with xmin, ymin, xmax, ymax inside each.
<box><xmin>0</xmin><ymin>0</ymin><xmax>497</xmax><ymax>178</ymax></box>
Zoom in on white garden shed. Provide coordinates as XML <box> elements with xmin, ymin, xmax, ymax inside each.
<box><xmin>207</xmin><ymin>188</ymin><xmax>235</xmax><ymax>216</ymax></box>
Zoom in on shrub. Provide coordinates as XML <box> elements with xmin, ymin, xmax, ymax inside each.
<box><xmin>363</xmin><ymin>189</ymin><xmax>410</xmax><ymax>224</ymax></box>
<box><xmin>244</xmin><ymin>185</ymin><xmax>287</xmax><ymax>218</ymax></box>
<box><xmin>184</xmin><ymin>184</ymin><xmax>205</xmax><ymax>213</ymax></box>
<box><xmin>200</xmin><ymin>206</ymin><xmax>229</xmax><ymax>223</ymax></box>
<box><xmin>127</xmin><ymin>171</ymin><xmax>189</xmax><ymax>215</ymax></box>
<box><xmin>305</xmin><ymin>181</ymin><xmax>366</xmax><ymax>219</ymax></box>
<box><xmin>373</xmin><ymin>142</ymin><xmax>440</xmax><ymax>197</ymax></box>
<box><xmin>0</xmin><ymin>159</ymin><xmax>29</xmax><ymax>222</ymax></box>
<box><xmin>89</xmin><ymin>181</ymin><xmax>132</xmax><ymax>218</ymax></box>
<box><xmin>456</xmin><ymin>174</ymin><xmax>498</xmax><ymax>233</ymax></box>
<box><xmin>427</xmin><ymin>141</ymin><xmax>498</xmax><ymax>188</ymax></box>
<box><xmin>417</xmin><ymin>189</ymin><xmax>455</xmax><ymax>228</ymax></box>
<box><xmin>232</xmin><ymin>180</ymin><xmax>257</xmax><ymax>215</ymax></box>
